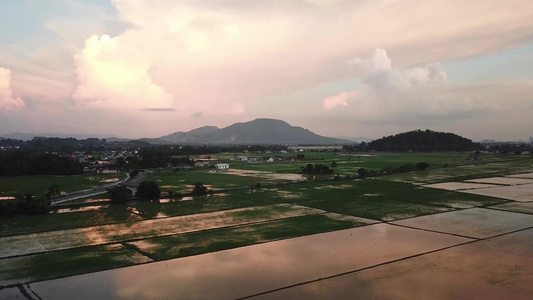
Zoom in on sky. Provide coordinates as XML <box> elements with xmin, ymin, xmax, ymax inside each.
<box><xmin>1</xmin><ymin>0</ymin><xmax>533</xmax><ymax>141</ymax></box>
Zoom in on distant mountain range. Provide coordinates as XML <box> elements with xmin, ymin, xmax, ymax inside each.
<box><xmin>1</xmin><ymin>119</ymin><xmax>351</xmax><ymax>145</ymax></box>
<box><xmin>158</xmin><ymin>119</ymin><xmax>349</xmax><ymax>144</ymax></box>
<box><xmin>0</xmin><ymin>132</ymin><xmax>119</xmax><ymax>141</ymax></box>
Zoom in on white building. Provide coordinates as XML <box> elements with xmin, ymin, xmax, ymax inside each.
<box><xmin>194</xmin><ymin>161</ymin><xmax>210</xmax><ymax>168</ymax></box>
<box><xmin>215</xmin><ymin>163</ymin><xmax>230</xmax><ymax>170</ymax></box>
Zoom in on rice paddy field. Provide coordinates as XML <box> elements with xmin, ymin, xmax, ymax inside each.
<box><xmin>1</xmin><ymin>152</ymin><xmax>532</xmax><ymax>289</ymax></box>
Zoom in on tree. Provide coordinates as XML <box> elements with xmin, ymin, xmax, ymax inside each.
<box><xmin>116</xmin><ymin>157</ymin><xmax>127</xmax><ymax>168</ymax></box>
<box><xmin>331</xmin><ymin>161</ymin><xmax>337</xmax><ymax>168</ymax></box>
<box><xmin>109</xmin><ymin>185</ymin><xmax>132</xmax><ymax>204</ymax></box>
<box><xmin>16</xmin><ymin>193</ymin><xmax>49</xmax><ymax>215</ymax></box>
<box><xmin>358</xmin><ymin>168</ymin><xmax>369</xmax><ymax>178</ymax></box>
<box><xmin>45</xmin><ymin>184</ymin><xmax>61</xmax><ymax>199</ymax></box>
<box><xmin>301</xmin><ymin>163</ymin><xmax>333</xmax><ymax>175</ymax></box>
<box><xmin>136</xmin><ymin>181</ymin><xmax>161</xmax><ymax>201</ymax></box>
<box><xmin>415</xmin><ymin>162</ymin><xmax>429</xmax><ymax>171</ymax></box>
<box><xmin>192</xmin><ymin>182</ymin><xmax>208</xmax><ymax>196</ymax></box>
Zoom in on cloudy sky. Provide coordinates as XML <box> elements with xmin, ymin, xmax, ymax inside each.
<box><xmin>1</xmin><ymin>0</ymin><xmax>532</xmax><ymax>141</ymax></box>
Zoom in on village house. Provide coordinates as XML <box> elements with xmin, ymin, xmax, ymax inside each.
<box><xmin>173</xmin><ymin>163</ymin><xmax>193</xmax><ymax>170</ymax></box>
<box><xmin>215</xmin><ymin>163</ymin><xmax>230</xmax><ymax>170</ymax></box>
<box><xmin>194</xmin><ymin>160</ymin><xmax>210</xmax><ymax>168</ymax></box>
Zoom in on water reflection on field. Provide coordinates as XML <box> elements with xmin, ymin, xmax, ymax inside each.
<box><xmin>29</xmin><ymin>224</ymin><xmax>469</xmax><ymax>299</ymax></box>
<box><xmin>51</xmin><ymin>205</ymin><xmax>109</xmax><ymax>214</ymax></box>
<box><xmin>253</xmin><ymin>228</ymin><xmax>533</xmax><ymax>300</ymax></box>
<box><xmin>222</xmin><ymin>169</ymin><xmax>308</xmax><ymax>181</ymax></box>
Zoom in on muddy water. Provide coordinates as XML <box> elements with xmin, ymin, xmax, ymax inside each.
<box><xmin>465</xmin><ymin>177</ymin><xmax>533</xmax><ymax>186</ymax></box>
<box><xmin>223</xmin><ymin>168</ymin><xmax>308</xmax><ymax>181</ymax></box>
<box><xmin>393</xmin><ymin>208</ymin><xmax>533</xmax><ymax>239</ymax></box>
<box><xmin>423</xmin><ymin>182</ymin><xmax>498</xmax><ymax>191</ymax></box>
<box><xmin>252</xmin><ymin>228</ymin><xmax>533</xmax><ymax>300</ymax></box>
<box><xmin>461</xmin><ymin>183</ymin><xmax>533</xmax><ymax>202</ymax></box>
<box><xmin>50</xmin><ymin>205</ymin><xmax>109</xmax><ymax>214</ymax></box>
<box><xmin>490</xmin><ymin>202</ymin><xmax>533</xmax><ymax>214</ymax></box>
<box><xmin>28</xmin><ymin>224</ymin><xmax>470</xmax><ymax>299</ymax></box>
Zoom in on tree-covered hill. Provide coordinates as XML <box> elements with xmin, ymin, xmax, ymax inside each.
<box><xmin>367</xmin><ymin>129</ymin><xmax>481</xmax><ymax>152</ymax></box>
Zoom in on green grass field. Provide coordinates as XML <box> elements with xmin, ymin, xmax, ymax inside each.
<box><xmin>0</xmin><ymin>173</ymin><xmax>124</xmax><ymax>197</ymax></box>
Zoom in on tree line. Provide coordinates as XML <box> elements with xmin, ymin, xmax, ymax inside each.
<box><xmin>0</xmin><ymin>151</ymin><xmax>83</xmax><ymax>176</ymax></box>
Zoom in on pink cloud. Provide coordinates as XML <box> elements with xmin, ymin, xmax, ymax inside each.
<box><xmin>322</xmin><ymin>91</ymin><xmax>357</xmax><ymax>110</ymax></box>
<box><xmin>0</xmin><ymin>68</ymin><xmax>25</xmax><ymax>110</ymax></box>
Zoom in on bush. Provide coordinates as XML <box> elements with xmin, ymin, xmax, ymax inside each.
<box><xmin>45</xmin><ymin>184</ymin><xmax>61</xmax><ymax>199</ymax></box>
<box><xmin>136</xmin><ymin>181</ymin><xmax>161</xmax><ymax>201</ymax></box>
<box><xmin>358</xmin><ymin>168</ymin><xmax>369</xmax><ymax>178</ymax></box>
<box><xmin>14</xmin><ymin>194</ymin><xmax>49</xmax><ymax>215</ymax></box>
<box><xmin>192</xmin><ymin>182</ymin><xmax>208</xmax><ymax>196</ymax></box>
<box><xmin>415</xmin><ymin>162</ymin><xmax>429</xmax><ymax>170</ymax></box>
<box><xmin>109</xmin><ymin>185</ymin><xmax>133</xmax><ymax>204</ymax></box>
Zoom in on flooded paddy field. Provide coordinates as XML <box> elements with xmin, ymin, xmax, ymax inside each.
<box><xmin>423</xmin><ymin>182</ymin><xmax>498</xmax><ymax>191</ymax></box>
<box><xmin>464</xmin><ymin>176</ymin><xmax>533</xmax><ymax>185</ymax></box>
<box><xmin>22</xmin><ymin>224</ymin><xmax>471</xmax><ymax>299</ymax></box>
<box><xmin>252</xmin><ymin>227</ymin><xmax>533</xmax><ymax>300</ymax></box>
<box><xmin>423</xmin><ymin>173</ymin><xmax>533</xmax><ymax>203</ymax></box>
<box><xmin>392</xmin><ymin>208</ymin><xmax>533</xmax><ymax>238</ymax></box>
<box><xmin>382</xmin><ymin>157</ymin><xmax>533</xmax><ymax>184</ymax></box>
<box><xmin>507</xmin><ymin>172</ymin><xmax>533</xmax><ymax>179</ymax></box>
<box><xmin>0</xmin><ymin>213</ymin><xmax>374</xmax><ymax>287</ymax></box>
<box><xmin>489</xmin><ymin>201</ymin><xmax>533</xmax><ymax>214</ymax></box>
<box><xmin>460</xmin><ymin>183</ymin><xmax>533</xmax><ymax>202</ymax></box>
<box><xmin>0</xmin><ymin>244</ymin><xmax>152</xmax><ymax>286</ymax></box>
<box><xmin>127</xmin><ymin>213</ymin><xmax>377</xmax><ymax>261</ymax></box>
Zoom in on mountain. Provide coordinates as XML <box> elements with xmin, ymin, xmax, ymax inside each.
<box><xmin>159</xmin><ymin>126</ymin><xmax>220</xmax><ymax>144</ymax></box>
<box><xmin>159</xmin><ymin>119</ymin><xmax>349</xmax><ymax>145</ymax></box>
<box><xmin>367</xmin><ymin>129</ymin><xmax>481</xmax><ymax>151</ymax></box>
<box><xmin>334</xmin><ymin>136</ymin><xmax>373</xmax><ymax>143</ymax></box>
<box><xmin>0</xmin><ymin>132</ymin><xmax>118</xmax><ymax>141</ymax></box>
<box><xmin>1</xmin><ymin>119</ymin><xmax>349</xmax><ymax>145</ymax></box>
<box><xmin>136</xmin><ymin>138</ymin><xmax>171</xmax><ymax>145</ymax></box>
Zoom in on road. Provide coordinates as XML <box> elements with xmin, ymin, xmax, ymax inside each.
<box><xmin>49</xmin><ymin>172</ymin><xmax>133</xmax><ymax>205</ymax></box>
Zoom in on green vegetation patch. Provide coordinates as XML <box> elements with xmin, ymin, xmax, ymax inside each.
<box><xmin>0</xmin><ymin>204</ymin><xmax>323</xmax><ymax>258</ymax></box>
<box><xmin>297</xmin><ymin>196</ymin><xmax>450</xmax><ymax>221</ymax></box>
<box><xmin>0</xmin><ymin>207</ymin><xmax>142</xmax><ymax>237</ymax></box>
<box><xmin>136</xmin><ymin>194</ymin><xmax>258</xmax><ymax>219</ymax></box>
<box><xmin>0</xmin><ymin>244</ymin><xmax>152</xmax><ymax>287</ymax></box>
<box><xmin>145</xmin><ymin>169</ymin><xmax>265</xmax><ymax>193</ymax></box>
<box><xmin>248</xmin><ymin>180</ymin><xmax>506</xmax><ymax>209</ymax></box>
<box><xmin>230</xmin><ymin>180</ymin><xmax>503</xmax><ymax>221</ymax></box>
<box><xmin>127</xmin><ymin>214</ymin><xmax>370</xmax><ymax>260</ymax></box>
<box><xmin>382</xmin><ymin>157</ymin><xmax>533</xmax><ymax>184</ymax></box>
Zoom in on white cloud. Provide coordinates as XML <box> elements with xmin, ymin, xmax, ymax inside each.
<box><xmin>322</xmin><ymin>48</ymin><xmax>495</xmax><ymax>122</ymax></box>
<box><xmin>72</xmin><ymin>35</ymin><xmax>173</xmax><ymax>109</ymax></box>
<box><xmin>0</xmin><ymin>68</ymin><xmax>25</xmax><ymax>110</ymax></box>
<box><xmin>349</xmin><ymin>48</ymin><xmax>448</xmax><ymax>90</ymax></box>
<box><xmin>70</xmin><ymin>0</ymin><xmax>533</xmax><ymax>119</ymax></box>
<box><xmin>322</xmin><ymin>91</ymin><xmax>357</xmax><ymax>110</ymax></box>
